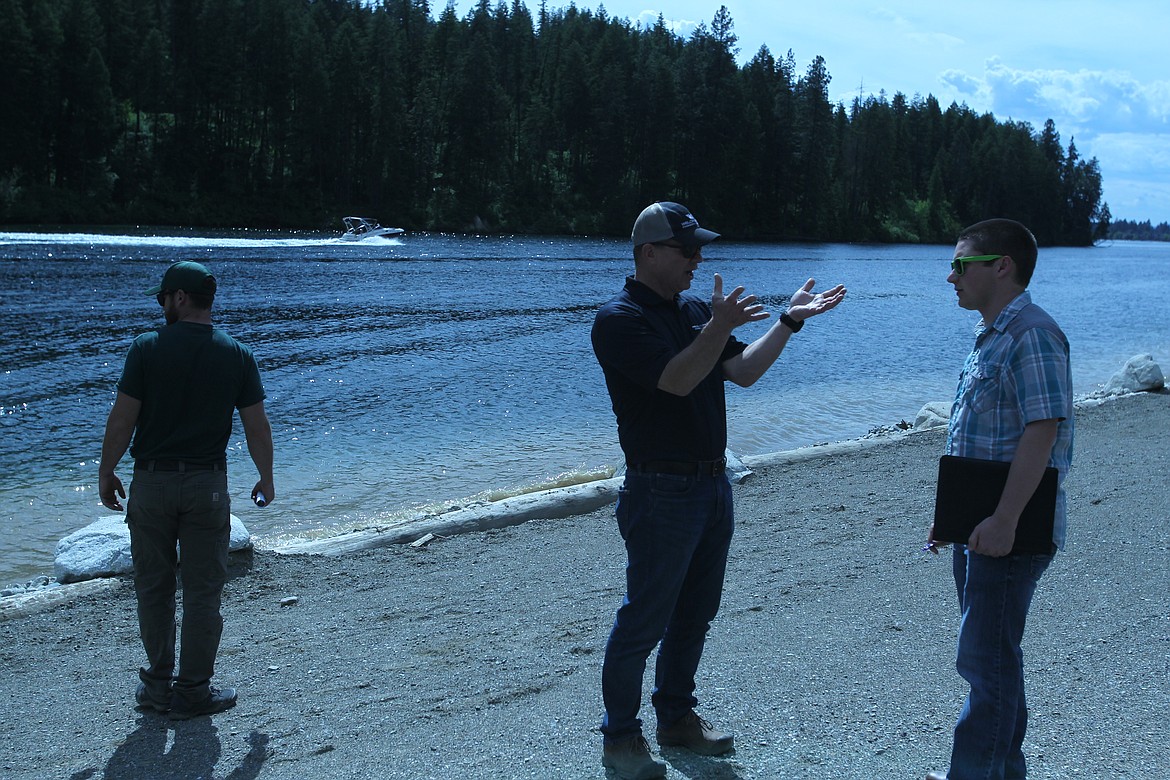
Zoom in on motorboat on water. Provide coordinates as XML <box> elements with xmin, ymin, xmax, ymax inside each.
<box><xmin>340</xmin><ymin>216</ymin><xmax>404</xmax><ymax>240</ymax></box>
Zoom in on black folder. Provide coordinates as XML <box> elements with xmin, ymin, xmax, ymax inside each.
<box><xmin>932</xmin><ymin>455</ymin><xmax>1058</xmax><ymax>554</ymax></box>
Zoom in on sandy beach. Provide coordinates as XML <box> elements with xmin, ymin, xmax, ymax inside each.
<box><xmin>2</xmin><ymin>391</ymin><xmax>1167</xmax><ymax>780</ymax></box>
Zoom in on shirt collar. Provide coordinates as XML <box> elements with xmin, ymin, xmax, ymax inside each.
<box><xmin>977</xmin><ymin>290</ymin><xmax>1032</xmax><ymax>336</ymax></box>
<box><xmin>624</xmin><ymin>275</ymin><xmax>678</xmax><ymax>307</ymax></box>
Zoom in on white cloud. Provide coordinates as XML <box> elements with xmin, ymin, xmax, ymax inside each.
<box><xmin>942</xmin><ymin>58</ymin><xmax>1170</xmax><ymax>137</ymax></box>
<box><xmin>938</xmin><ymin>69</ymin><xmax>989</xmax><ymax>105</ymax></box>
<box><xmin>632</xmin><ymin>9</ymin><xmax>699</xmax><ymax>40</ymax></box>
<box><xmin>631</xmin><ymin>9</ymin><xmax>659</xmax><ymax>28</ymax></box>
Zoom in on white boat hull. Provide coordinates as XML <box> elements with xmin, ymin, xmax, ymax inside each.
<box><xmin>339</xmin><ymin>227</ymin><xmax>404</xmax><ymax>241</ymax></box>
<box><xmin>340</xmin><ymin>217</ymin><xmax>404</xmax><ymax>241</ymax></box>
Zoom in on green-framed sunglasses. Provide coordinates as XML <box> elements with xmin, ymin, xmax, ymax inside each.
<box><xmin>950</xmin><ymin>254</ymin><xmax>1004</xmax><ymax>276</ymax></box>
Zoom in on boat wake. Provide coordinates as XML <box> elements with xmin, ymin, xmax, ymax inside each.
<box><xmin>0</xmin><ymin>231</ymin><xmax>349</xmax><ymax>249</ymax></box>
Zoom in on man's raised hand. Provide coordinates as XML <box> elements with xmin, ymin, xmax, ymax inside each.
<box><xmin>710</xmin><ymin>273</ymin><xmax>769</xmax><ymax>331</ymax></box>
<box><xmin>786</xmin><ymin>278</ymin><xmax>847</xmax><ymax>322</ymax></box>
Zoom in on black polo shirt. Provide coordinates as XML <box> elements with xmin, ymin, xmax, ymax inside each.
<box><xmin>118</xmin><ymin>321</ymin><xmax>265</xmax><ymax>463</ymax></box>
<box><xmin>592</xmin><ymin>276</ymin><xmax>747</xmax><ymax>464</ymax></box>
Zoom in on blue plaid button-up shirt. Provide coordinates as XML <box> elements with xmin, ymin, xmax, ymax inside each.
<box><xmin>946</xmin><ymin>291</ymin><xmax>1075</xmax><ymax>549</ymax></box>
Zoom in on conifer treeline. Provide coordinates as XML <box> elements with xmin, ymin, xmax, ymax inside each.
<box><xmin>0</xmin><ymin>0</ymin><xmax>1109</xmax><ymax>244</ymax></box>
<box><xmin>1107</xmin><ymin>219</ymin><xmax>1170</xmax><ymax>242</ymax></box>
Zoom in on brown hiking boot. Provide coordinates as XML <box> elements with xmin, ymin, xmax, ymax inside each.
<box><xmin>602</xmin><ymin>734</ymin><xmax>668</xmax><ymax>779</ymax></box>
<box><xmin>656</xmin><ymin>710</ymin><xmax>734</xmax><ymax>756</ymax></box>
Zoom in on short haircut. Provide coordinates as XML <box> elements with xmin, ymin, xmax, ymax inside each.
<box><xmin>957</xmin><ymin>218</ymin><xmax>1039</xmax><ymax>286</ymax></box>
<box><xmin>185</xmin><ymin>291</ymin><xmax>214</xmax><ymax>310</ymax></box>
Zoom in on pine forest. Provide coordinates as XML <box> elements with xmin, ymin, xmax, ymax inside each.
<box><xmin>0</xmin><ymin>0</ymin><xmax>1113</xmax><ymax>245</ymax></box>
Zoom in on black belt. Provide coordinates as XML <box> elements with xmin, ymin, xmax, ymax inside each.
<box><xmin>629</xmin><ymin>458</ymin><xmax>726</xmax><ymax>477</ymax></box>
<box><xmin>135</xmin><ymin>459</ymin><xmax>226</xmax><ymax>472</ymax></box>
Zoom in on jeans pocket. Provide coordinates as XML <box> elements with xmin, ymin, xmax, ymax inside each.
<box><xmin>615</xmin><ymin>484</ymin><xmax>631</xmax><ymax>540</ymax></box>
<box><xmin>1029</xmin><ymin>553</ymin><xmax>1054</xmax><ymax>579</ymax></box>
<box><xmin>648</xmin><ymin>472</ymin><xmax>694</xmax><ymax>497</ymax></box>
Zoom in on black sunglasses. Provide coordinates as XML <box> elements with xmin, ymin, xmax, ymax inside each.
<box><xmin>155</xmin><ymin>290</ymin><xmax>173</xmax><ymax>306</ymax></box>
<box><xmin>653</xmin><ymin>242</ymin><xmax>702</xmax><ymax>260</ymax></box>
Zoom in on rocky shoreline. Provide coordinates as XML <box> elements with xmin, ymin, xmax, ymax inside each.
<box><xmin>1</xmin><ymin>390</ymin><xmax>1167</xmax><ymax>780</ymax></box>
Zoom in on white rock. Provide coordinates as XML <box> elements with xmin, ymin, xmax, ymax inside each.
<box><xmin>914</xmin><ymin>402</ymin><xmax>952</xmax><ymax>430</ymax></box>
<box><xmin>54</xmin><ymin>516</ymin><xmax>134</xmax><ymax>584</ymax></box>
<box><xmin>725</xmin><ymin>449</ymin><xmax>754</xmax><ymax>484</ymax></box>
<box><xmin>1103</xmin><ymin>354</ymin><xmax>1165</xmax><ymax>395</ymax></box>
<box><xmin>54</xmin><ymin>515</ymin><xmax>252</xmax><ymax>584</ymax></box>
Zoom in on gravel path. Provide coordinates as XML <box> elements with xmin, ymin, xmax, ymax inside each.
<box><xmin>2</xmin><ymin>391</ymin><xmax>1167</xmax><ymax>780</ymax></box>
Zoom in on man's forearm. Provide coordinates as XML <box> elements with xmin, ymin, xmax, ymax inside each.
<box><xmin>247</xmin><ymin>433</ymin><xmax>274</xmax><ymax>481</ymax></box>
<box><xmin>723</xmin><ymin>317</ymin><xmax>797</xmax><ymax>387</ymax></box>
<box><xmin>240</xmin><ymin>404</ymin><xmax>274</xmax><ymax>481</ymax></box>
<box><xmin>99</xmin><ymin>424</ymin><xmax>133</xmax><ymax>475</ymax></box>
<box><xmin>656</xmin><ymin>320</ymin><xmax>735</xmax><ymax>396</ymax></box>
<box><xmin>994</xmin><ymin>419</ymin><xmax>1060</xmax><ymax>523</ymax></box>
<box><xmin>99</xmin><ymin>394</ymin><xmax>141</xmax><ymax>474</ymax></box>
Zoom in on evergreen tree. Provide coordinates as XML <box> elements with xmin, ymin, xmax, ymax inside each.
<box><xmin>793</xmin><ymin>55</ymin><xmax>835</xmax><ymax>239</ymax></box>
<box><xmin>0</xmin><ymin>0</ymin><xmax>1114</xmax><ymax>244</ymax></box>
<box><xmin>0</xmin><ymin>0</ymin><xmax>37</xmax><ymax>190</ymax></box>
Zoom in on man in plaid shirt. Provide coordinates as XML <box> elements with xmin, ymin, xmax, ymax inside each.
<box><xmin>926</xmin><ymin>218</ymin><xmax>1073</xmax><ymax>780</ymax></box>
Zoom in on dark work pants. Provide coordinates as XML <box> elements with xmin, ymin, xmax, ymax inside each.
<box><xmin>127</xmin><ymin>466</ymin><xmax>230</xmax><ymax>703</ymax></box>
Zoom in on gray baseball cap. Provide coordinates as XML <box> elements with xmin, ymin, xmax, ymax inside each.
<box><xmin>631</xmin><ymin>202</ymin><xmax>720</xmax><ymax>247</ymax></box>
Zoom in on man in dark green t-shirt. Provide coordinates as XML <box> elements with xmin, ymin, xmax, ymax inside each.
<box><xmin>99</xmin><ymin>260</ymin><xmax>275</xmax><ymax>720</ymax></box>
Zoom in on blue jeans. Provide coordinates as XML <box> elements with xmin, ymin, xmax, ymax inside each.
<box><xmin>127</xmin><ymin>467</ymin><xmax>231</xmax><ymax>702</ymax></box>
<box><xmin>949</xmin><ymin>546</ymin><xmax>1054</xmax><ymax>780</ymax></box>
<box><xmin>600</xmin><ymin>470</ymin><xmax>734</xmax><ymax>740</ymax></box>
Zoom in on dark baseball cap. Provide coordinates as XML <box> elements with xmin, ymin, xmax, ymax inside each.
<box><xmin>144</xmin><ymin>261</ymin><xmax>217</xmax><ymax>297</ymax></box>
<box><xmin>631</xmin><ymin>202</ymin><xmax>720</xmax><ymax>247</ymax></box>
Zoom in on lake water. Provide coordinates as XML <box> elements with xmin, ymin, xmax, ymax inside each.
<box><xmin>2</xmin><ymin>230</ymin><xmax>1167</xmax><ymax>585</ymax></box>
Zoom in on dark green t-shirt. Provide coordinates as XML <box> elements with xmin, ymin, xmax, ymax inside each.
<box><xmin>117</xmin><ymin>321</ymin><xmax>266</xmax><ymax>463</ymax></box>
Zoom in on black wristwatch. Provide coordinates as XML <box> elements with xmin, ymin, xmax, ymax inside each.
<box><xmin>780</xmin><ymin>312</ymin><xmax>804</xmax><ymax>333</ymax></box>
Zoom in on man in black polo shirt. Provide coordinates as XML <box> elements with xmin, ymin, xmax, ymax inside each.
<box><xmin>98</xmin><ymin>260</ymin><xmax>275</xmax><ymax>720</ymax></box>
<box><xmin>592</xmin><ymin>202</ymin><xmax>846</xmax><ymax>778</ymax></box>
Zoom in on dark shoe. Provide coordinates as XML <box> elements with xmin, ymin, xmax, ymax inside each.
<box><xmin>168</xmin><ymin>686</ymin><xmax>237</xmax><ymax>720</ymax></box>
<box><xmin>602</xmin><ymin>734</ymin><xmax>668</xmax><ymax>779</ymax></box>
<box><xmin>925</xmin><ymin>772</ymin><xmax>948</xmax><ymax>780</ymax></box>
<box><xmin>656</xmin><ymin>710</ymin><xmax>734</xmax><ymax>756</ymax></box>
<box><xmin>134</xmin><ymin>681</ymin><xmax>171</xmax><ymax>713</ymax></box>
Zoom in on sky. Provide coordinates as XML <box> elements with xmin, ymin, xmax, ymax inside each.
<box><xmin>441</xmin><ymin>1</ymin><xmax>1170</xmax><ymax>225</ymax></box>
